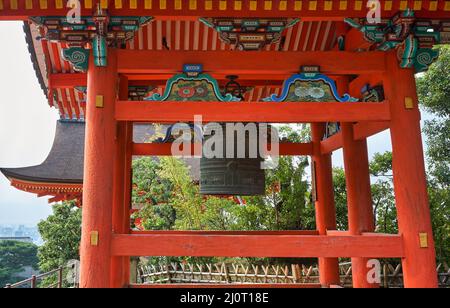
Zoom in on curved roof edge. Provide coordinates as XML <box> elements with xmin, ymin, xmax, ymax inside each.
<box><xmin>0</xmin><ymin>120</ymin><xmax>85</xmax><ymax>185</ymax></box>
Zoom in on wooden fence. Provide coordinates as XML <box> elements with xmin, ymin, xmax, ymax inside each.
<box><xmin>5</xmin><ymin>261</ymin><xmax>449</xmax><ymax>288</ymax></box>
<box><xmin>138</xmin><ymin>262</ymin><xmax>450</xmax><ymax>288</ymax></box>
<box><xmin>4</xmin><ymin>267</ymin><xmax>64</xmax><ymax>289</ymax></box>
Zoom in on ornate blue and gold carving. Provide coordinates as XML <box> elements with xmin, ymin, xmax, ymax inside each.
<box><xmin>324</xmin><ymin>122</ymin><xmax>341</xmax><ymax>139</ymax></box>
<box><xmin>263</xmin><ymin>73</ymin><xmax>357</xmax><ymax>103</ymax></box>
<box><xmin>75</xmin><ymin>85</ymin><xmax>154</xmax><ymax>101</ymax></box>
<box><xmin>362</xmin><ymin>84</ymin><xmax>385</xmax><ymax>103</ymax></box>
<box><xmin>62</xmin><ymin>47</ymin><xmax>89</xmax><ymax>72</ymax></box>
<box><xmin>31</xmin><ymin>15</ymin><xmax>152</xmax><ymax>44</ymax></box>
<box><xmin>32</xmin><ymin>6</ymin><xmax>152</xmax><ymax>71</ymax></box>
<box><xmin>92</xmin><ymin>35</ymin><xmax>107</xmax><ymax>67</ymax></box>
<box><xmin>397</xmin><ymin>36</ymin><xmax>440</xmax><ymax>72</ymax></box>
<box><xmin>345</xmin><ymin>9</ymin><xmax>448</xmax><ymax>72</ymax></box>
<box><xmin>129</xmin><ymin>86</ymin><xmax>155</xmax><ymax>101</ymax></box>
<box><xmin>199</xmin><ymin>18</ymin><xmax>300</xmax><ymax>51</ymax></box>
<box><xmin>345</xmin><ymin>10</ymin><xmax>416</xmax><ymax>50</ymax></box>
<box><xmin>154</xmin><ymin>124</ymin><xmax>203</xmax><ymax>144</ymax></box>
<box><xmin>145</xmin><ymin>73</ymin><xmax>241</xmax><ymax>102</ymax></box>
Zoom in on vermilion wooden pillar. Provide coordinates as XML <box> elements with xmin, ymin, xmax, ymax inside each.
<box><xmin>311</xmin><ymin>123</ymin><xmax>340</xmax><ymax>287</ymax></box>
<box><xmin>111</xmin><ymin>125</ymin><xmax>126</xmax><ymax>286</ymax></box>
<box><xmin>341</xmin><ymin>123</ymin><xmax>377</xmax><ymax>288</ymax></box>
<box><xmin>384</xmin><ymin>52</ymin><xmax>438</xmax><ymax>288</ymax></box>
<box><xmin>339</xmin><ymin>77</ymin><xmax>377</xmax><ymax>288</ymax></box>
<box><xmin>111</xmin><ymin>76</ymin><xmax>132</xmax><ymax>288</ymax></box>
<box><xmin>80</xmin><ymin>49</ymin><xmax>118</xmax><ymax>288</ymax></box>
<box><xmin>122</xmin><ymin>122</ymin><xmax>133</xmax><ymax>285</ymax></box>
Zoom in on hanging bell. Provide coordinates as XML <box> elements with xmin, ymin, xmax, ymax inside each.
<box><xmin>200</xmin><ymin>123</ymin><xmax>266</xmax><ymax>196</ymax></box>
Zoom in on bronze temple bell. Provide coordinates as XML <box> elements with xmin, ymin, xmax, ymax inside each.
<box><xmin>200</xmin><ymin>123</ymin><xmax>266</xmax><ymax>196</ymax></box>
<box><xmin>200</xmin><ymin>76</ymin><xmax>266</xmax><ymax>196</ymax></box>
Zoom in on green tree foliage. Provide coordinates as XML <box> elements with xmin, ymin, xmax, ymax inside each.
<box><xmin>158</xmin><ymin>157</ymin><xmax>207</xmax><ymax>230</ymax></box>
<box><xmin>332</xmin><ymin>168</ymin><xmax>349</xmax><ymax>231</ymax></box>
<box><xmin>37</xmin><ymin>201</ymin><xmax>81</xmax><ymax>273</ymax></box>
<box><xmin>332</xmin><ymin>151</ymin><xmax>397</xmax><ymax>233</ymax></box>
<box><xmin>0</xmin><ymin>240</ymin><xmax>38</xmax><ymax>287</ymax></box>
<box><xmin>132</xmin><ymin>158</ymin><xmax>175</xmax><ymax>230</ymax></box>
<box><xmin>417</xmin><ymin>45</ymin><xmax>450</xmax><ymax>262</ymax></box>
<box><xmin>417</xmin><ymin>45</ymin><xmax>450</xmax><ymax>186</ymax></box>
<box><xmin>265</xmin><ymin>155</ymin><xmax>313</xmax><ymax>230</ymax></box>
<box><xmin>263</xmin><ymin>125</ymin><xmax>313</xmax><ymax>230</ymax></box>
<box><xmin>428</xmin><ymin>185</ymin><xmax>450</xmax><ymax>262</ymax></box>
<box><xmin>134</xmin><ymin>125</ymin><xmax>314</xmax><ymax>234</ymax></box>
<box><xmin>369</xmin><ymin>152</ymin><xmax>397</xmax><ymax>234</ymax></box>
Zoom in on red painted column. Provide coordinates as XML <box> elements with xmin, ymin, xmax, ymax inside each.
<box><xmin>111</xmin><ymin>76</ymin><xmax>131</xmax><ymax>288</ymax></box>
<box><xmin>311</xmin><ymin>123</ymin><xmax>340</xmax><ymax>287</ymax></box>
<box><xmin>384</xmin><ymin>52</ymin><xmax>437</xmax><ymax>288</ymax></box>
<box><xmin>80</xmin><ymin>49</ymin><xmax>118</xmax><ymax>288</ymax></box>
<box><xmin>338</xmin><ymin>76</ymin><xmax>377</xmax><ymax>288</ymax></box>
<box><xmin>122</xmin><ymin>122</ymin><xmax>133</xmax><ymax>285</ymax></box>
<box><xmin>341</xmin><ymin>123</ymin><xmax>377</xmax><ymax>288</ymax></box>
<box><xmin>110</xmin><ymin>123</ymin><xmax>126</xmax><ymax>287</ymax></box>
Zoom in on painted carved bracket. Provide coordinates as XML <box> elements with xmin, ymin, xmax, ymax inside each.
<box><xmin>263</xmin><ymin>70</ymin><xmax>357</xmax><ymax>141</ymax></box>
<box><xmin>345</xmin><ymin>9</ymin><xmax>449</xmax><ymax>72</ymax></box>
<box><xmin>31</xmin><ymin>6</ymin><xmax>152</xmax><ymax>72</ymax></box>
<box><xmin>362</xmin><ymin>84</ymin><xmax>385</xmax><ymax>103</ymax></box>
<box><xmin>75</xmin><ymin>85</ymin><xmax>155</xmax><ymax>101</ymax></box>
<box><xmin>200</xmin><ymin>18</ymin><xmax>300</xmax><ymax>51</ymax></box>
<box><xmin>262</xmin><ymin>73</ymin><xmax>358</xmax><ymax>103</ymax></box>
<box><xmin>62</xmin><ymin>48</ymin><xmax>89</xmax><ymax>72</ymax></box>
<box><xmin>145</xmin><ymin>66</ymin><xmax>241</xmax><ymax>102</ymax></box>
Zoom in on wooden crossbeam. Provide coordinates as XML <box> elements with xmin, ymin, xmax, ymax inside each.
<box><xmin>116</xmin><ymin>101</ymin><xmax>391</xmax><ymax>123</ymax></box>
<box><xmin>1</xmin><ymin>1</ymin><xmax>449</xmax><ymax>21</ymax></box>
<box><xmin>353</xmin><ymin>121</ymin><xmax>390</xmax><ymax>140</ymax></box>
<box><xmin>131</xmin><ymin>230</ymin><xmax>320</xmax><ymax>235</ymax></box>
<box><xmin>344</xmin><ymin>28</ymin><xmax>373</xmax><ymax>52</ymax></box>
<box><xmin>321</xmin><ymin>132</ymin><xmax>343</xmax><ymax>154</ymax></box>
<box><xmin>320</xmin><ymin>121</ymin><xmax>391</xmax><ymax>154</ymax></box>
<box><xmin>111</xmin><ymin>233</ymin><xmax>404</xmax><ymax>258</ymax></box>
<box><xmin>49</xmin><ymin>73</ymin><xmax>292</xmax><ymax>88</ymax></box>
<box><xmin>132</xmin><ymin>142</ymin><xmax>314</xmax><ymax>156</ymax></box>
<box><xmin>349</xmin><ymin>74</ymin><xmax>384</xmax><ymax>98</ymax></box>
<box><xmin>117</xmin><ymin>50</ymin><xmax>387</xmax><ymax>75</ymax></box>
<box><xmin>49</xmin><ymin>73</ymin><xmax>289</xmax><ymax>88</ymax></box>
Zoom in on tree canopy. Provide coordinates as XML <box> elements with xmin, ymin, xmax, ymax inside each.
<box><xmin>417</xmin><ymin>45</ymin><xmax>450</xmax><ymax>262</ymax></box>
<box><xmin>37</xmin><ymin>201</ymin><xmax>81</xmax><ymax>273</ymax></box>
<box><xmin>0</xmin><ymin>240</ymin><xmax>38</xmax><ymax>287</ymax></box>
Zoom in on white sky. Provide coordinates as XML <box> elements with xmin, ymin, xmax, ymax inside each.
<box><xmin>0</xmin><ymin>21</ymin><xmax>431</xmax><ymax>226</ymax></box>
<box><xmin>0</xmin><ymin>22</ymin><xmax>59</xmax><ymax>225</ymax></box>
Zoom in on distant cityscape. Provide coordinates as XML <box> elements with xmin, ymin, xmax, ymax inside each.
<box><xmin>0</xmin><ymin>225</ymin><xmax>42</xmax><ymax>245</ymax></box>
